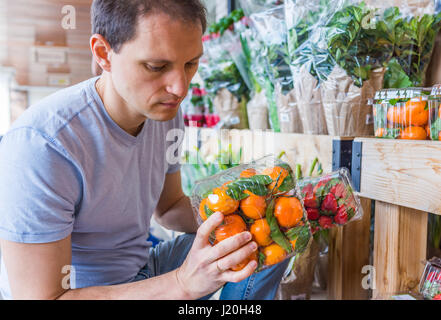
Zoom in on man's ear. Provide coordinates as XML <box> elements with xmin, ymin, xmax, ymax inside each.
<box><xmin>90</xmin><ymin>34</ymin><xmax>112</xmax><ymax>73</ymax></box>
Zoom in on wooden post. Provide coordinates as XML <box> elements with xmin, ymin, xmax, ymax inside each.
<box><xmin>373</xmin><ymin>201</ymin><xmax>428</xmax><ymax>299</ymax></box>
<box><xmin>328</xmin><ymin>197</ymin><xmax>372</xmax><ymax>300</ymax></box>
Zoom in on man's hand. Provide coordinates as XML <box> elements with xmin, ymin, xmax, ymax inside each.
<box><xmin>175</xmin><ymin>212</ymin><xmax>258</xmax><ymax>299</ymax></box>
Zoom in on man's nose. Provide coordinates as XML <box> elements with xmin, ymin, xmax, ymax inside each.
<box><xmin>166</xmin><ymin>69</ymin><xmax>188</xmax><ymax>99</ymax></box>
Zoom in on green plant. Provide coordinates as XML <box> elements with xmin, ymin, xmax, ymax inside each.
<box><xmin>181</xmin><ymin>144</ymin><xmax>243</xmax><ymax>196</ymax></box>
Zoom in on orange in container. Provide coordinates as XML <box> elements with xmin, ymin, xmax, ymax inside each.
<box><xmin>231</xmin><ymin>251</ymin><xmax>258</xmax><ymax>272</ymax></box>
<box><xmin>214</xmin><ymin>214</ymin><xmax>247</xmax><ymax>244</ymax></box>
<box><xmin>240</xmin><ymin>190</ymin><xmax>267</xmax><ymax>219</ymax></box>
<box><xmin>262</xmin><ymin>243</ymin><xmax>287</xmax><ymax>266</ymax></box>
<box><xmin>402</xmin><ymin>98</ymin><xmax>428</xmax><ymax>126</ymax></box>
<box><xmin>206</xmin><ymin>187</ymin><xmax>239</xmax><ymax>215</ymax></box>
<box><xmin>250</xmin><ymin>218</ymin><xmax>272</xmax><ymax>247</ymax></box>
<box><xmin>240</xmin><ymin>168</ymin><xmax>257</xmax><ymax>178</ymax></box>
<box><xmin>262</xmin><ymin>166</ymin><xmax>289</xmax><ymax>193</ymax></box>
<box><xmin>400</xmin><ymin>126</ymin><xmax>428</xmax><ymax>140</ymax></box>
<box><xmin>274</xmin><ymin>196</ymin><xmax>303</xmax><ymax>228</ymax></box>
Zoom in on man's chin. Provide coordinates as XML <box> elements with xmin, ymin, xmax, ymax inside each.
<box><xmin>147</xmin><ymin>107</ymin><xmax>180</xmax><ymax>122</ymax></box>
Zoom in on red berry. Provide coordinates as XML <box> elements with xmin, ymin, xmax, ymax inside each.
<box><xmin>331</xmin><ymin>182</ymin><xmax>346</xmax><ymax>199</ymax></box>
<box><xmin>335</xmin><ymin>206</ymin><xmax>348</xmax><ymax>225</ymax></box>
<box><xmin>306</xmin><ymin>207</ymin><xmax>319</xmax><ymax>221</ymax></box>
<box><xmin>321</xmin><ymin>193</ymin><xmax>338</xmax><ymax>214</ymax></box>
<box><xmin>318</xmin><ymin>216</ymin><xmax>333</xmax><ymax>229</ymax></box>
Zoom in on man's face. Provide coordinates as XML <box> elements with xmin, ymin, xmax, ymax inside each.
<box><xmin>109</xmin><ymin>12</ymin><xmax>203</xmax><ymax>122</ymax></box>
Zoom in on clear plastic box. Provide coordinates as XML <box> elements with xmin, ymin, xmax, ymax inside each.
<box><xmin>296</xmin><ymin>168</ymin><xmax>363</xmax><ymax>233</ymax></box>
<box><xmin>190</xmin><ymin>156</ymin><xmax>312</xmax><ymax>273</ymax></box>
<box><xmin>373</xmin><ymin>87</ymin><xmax>431</xmax><ymax>140</ymax></box>
<box><xmin>419</xmin><ymin>257</ymin><xmax>441</xmax><ymax>300</ymax></box>
<box><xmin>428</xmin><ymin>85</ymin><xmax>441</xmax><ymax>141</ymax></box>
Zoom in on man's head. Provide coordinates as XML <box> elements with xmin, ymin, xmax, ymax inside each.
<box><xmin>90</xmin><ymin>0</ymin><xmax>206</xmax><ymax>123</ymax></box>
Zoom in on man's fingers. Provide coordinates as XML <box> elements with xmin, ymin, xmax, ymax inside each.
<box><xmin>221</xmin><ymin>260</ymin><xmax>258</xmax><ymax>283</ymax></box>
<box><xmin>193</xmin><ymin>211</ymin><xmax>224</xmax><ymax>249</ymax></box>
<box><xmin>215</xmin><ymin>240</ymin><xmax>257</xmax><ymax>270</ymax></box>
<box><xmin>208</xmin><ymin>231</ymin><xmax>253</xmax><ymax>263</ymax></box>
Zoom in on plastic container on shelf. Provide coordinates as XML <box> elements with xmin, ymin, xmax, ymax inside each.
<box><xmin>373</xmin><ymin>87</ymin><xmax>432</xmax><ymax>140</ymax></box>
<box><xmin>296</xmin><ymin>168</ymin><xmax>363</xmax><ymax>233</ymax></box>
<box><xmin>428</xmin><ymin>84</ymin><xmax>441</xmax><ymax>141</ymax></box>
<box><xmin>190</xmin><ymin>155</ymin><xmax>312</xmax><ymax>273</ymax></box>
<box><xmin>419</xmin><ymin>257</ymin><xmax>441</xmax><ymax>300</ymax></box>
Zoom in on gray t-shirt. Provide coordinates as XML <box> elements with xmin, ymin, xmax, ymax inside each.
<box><xmin>0</xmin><ymin>77</ymin><xmax>184</xmax><ymax>299</ymax></box>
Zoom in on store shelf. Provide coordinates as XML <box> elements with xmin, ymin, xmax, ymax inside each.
<box><xmin>356</xmin><ymin>137</ymin><xmax>441</xmax><ymax>216</ymax></box>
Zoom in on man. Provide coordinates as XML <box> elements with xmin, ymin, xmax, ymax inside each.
<box><xmin>0</xmin><ymin>0</ymin><xmax>289</xmax><ymax>300</ymax></box>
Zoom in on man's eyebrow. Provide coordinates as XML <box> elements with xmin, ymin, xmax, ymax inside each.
<box><xmin>144</xmin><ymin>52</ymin><xmax>204</xmax><ymax>64</ymax></box>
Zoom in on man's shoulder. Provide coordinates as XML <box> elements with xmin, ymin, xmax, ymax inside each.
<box><xmin>9</xmin><ymin>77</ymin><xmax>99</xmax><ymax>139</ymax></box>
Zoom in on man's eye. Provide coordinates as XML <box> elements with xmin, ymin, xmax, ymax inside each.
<box><xmin>145</xmin><ymin>64</ymin><xmax>165</xmax><ymax>72</ymax></box>
<box><xmin>186</xmin><ymin>62</ymin><xmax>199</xmax><ymax>68</ymax></box>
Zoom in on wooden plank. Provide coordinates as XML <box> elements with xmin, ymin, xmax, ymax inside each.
<box><xmin>328</xmin><ymin>197</ymin><xmax>372</xmax><ymax>300</ymax></box>
<box><xmin>356</xmin><ymin>137</ymin><xmax>441</xmax><ymax>216</ymax></box>
<box><xmin>373</xmin><ymin>201</ymin><xmax>428</xmax><ymax>299</ymax></box>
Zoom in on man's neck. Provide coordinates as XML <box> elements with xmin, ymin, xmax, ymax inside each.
<box><xmin>95</xmin><ymin>74</ymin><xmax>146</xmax><ymax>137</ymax></box>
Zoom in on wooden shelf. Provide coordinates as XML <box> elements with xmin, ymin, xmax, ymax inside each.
<box><xmin>355</xmin><ymin>137</ymin><xmax>441</xmax><ymax>216</ymax></box>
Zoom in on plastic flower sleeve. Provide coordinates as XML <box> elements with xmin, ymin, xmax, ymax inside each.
<box><xmin>222</xmin><ymin>25</ymin><xmax>270</xmax><ymax>130</ymax></box>
<box><xmin>238</xmin><ymin>0</ymin><xmax>285</xmax><ymax>16</ymax></box>
<box><xmin>199</xmin><ymin>34</ymin><xmax>249</xmax><ymax>129</ymax></box>
<box><xmin>190</xmin><ymin>156</ymin><xmax>312</xmax><ymax>273</ymax></box>
<box><xmin>248</xmin><ymin>5</ymin><xmax>294</xmax><ymax>132</ymax></box>
<box><xmin>297</xmin><ymin>168</ymin><xmax>363</xmax><ymax>233</ymax></box>
<box><xmin>284</xmin><ymin>0</ymin><xmax>338</xmax><ymax>135</ymax></box>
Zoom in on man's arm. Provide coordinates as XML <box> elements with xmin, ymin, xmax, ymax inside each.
<box><xmin>1</xmin><ymin>213</ymin><xmax>257</xmax><ymax>300</ymax></box>
<box><xmin>0</xmin><ymin>236</ymin><xmax>189</xmax><ymax>300</ymax></box>
<box><xmin>153</xmin><ymin>170</ymin><xmax>199</xmax><ymax>233</ymax></box>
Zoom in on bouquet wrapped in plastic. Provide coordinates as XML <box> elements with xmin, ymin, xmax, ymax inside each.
<box><xmin>190</xmin><ymin>156</ymin><xmax>312</xmax><ymax>273</ymax></box>
<box><xmin>285</xmin><ymin>0</ymin><xmax>336</xmax><ymax>135</ymax></box>
<box><xmin>222</xmin><ymin>16</ymin><xmax>271</xmax><ymax>130</ymax></box>
<box><xmin>199</xmin><ymin>10</ymin><xmax>250</xmax><ymax>129</ymax></box>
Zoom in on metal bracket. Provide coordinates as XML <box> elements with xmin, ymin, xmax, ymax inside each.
<box><xmin>332</xmin><ymin>139</ymin><xmax>353</xmax><ymax>173</ymax></box>
<box><xmin>228</xmin><ymin>0</ymin><xmax>236</xmax><ymax>13</ymax></box>
<box><xmin>351</xmin><ymin>141</ymin><xmax>363</xmax><ymax>192</ymax></box>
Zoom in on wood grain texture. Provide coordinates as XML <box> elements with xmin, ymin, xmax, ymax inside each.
<box><xmin>328</xmin><ymin>198</ymin><xmax>372</xmax><ymax>300</ymax></box>
<box><xmin>356</xmin><ymin>138</ymin><xmax>441</xmax><ymax>216</ymax></box>
<box><xmin>373</xmin><ymin>201</ymin><xmax>428</xmax><ymax>299</ymax></box>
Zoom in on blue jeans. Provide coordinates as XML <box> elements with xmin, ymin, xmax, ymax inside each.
<box><xmin>131</xmin><ymin>233</ymin><xmax>289</xmax><ymax>300</ymax></box>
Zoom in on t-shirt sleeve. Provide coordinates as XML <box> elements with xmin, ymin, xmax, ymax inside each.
<box><xmin>0</xmin><ymin>128</ymin><xmax>82</xmax><ymax>243</ymax></box>
<box><xmin>166</xmin><ymin>108</ymin><xmax>185</xmax><ymax>174</ymax></box>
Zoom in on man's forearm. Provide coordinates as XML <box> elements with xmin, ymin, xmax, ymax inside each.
<box><xmin>56</xmin><ymin>269</ymin><xmax>192</xmax><ymax>300</ymax></box>
<box><xmin>155</xmin><ymin>195</ymin><xmax>199</xmax><ymax>233</ymax></box>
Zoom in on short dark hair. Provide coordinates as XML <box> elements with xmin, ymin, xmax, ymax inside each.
<box><xmin>91</xmin><ymin>0</ymin><xmax>207</xmax><ymax>53</ymax></box>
